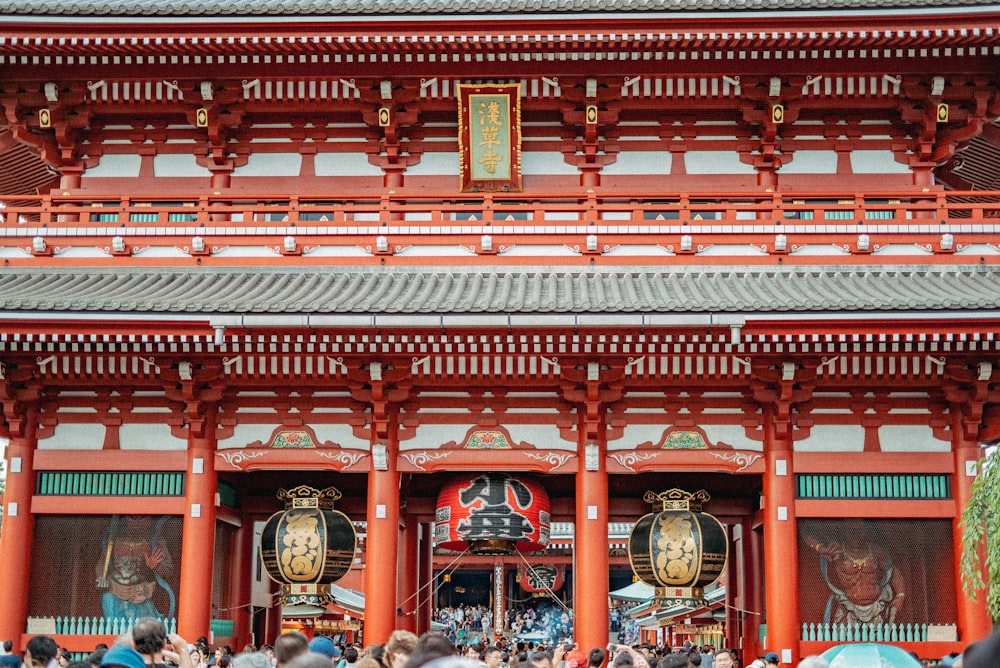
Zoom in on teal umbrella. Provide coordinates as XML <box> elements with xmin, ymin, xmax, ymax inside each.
<box><xmin>820</xmin><ymin>643</ymin><xmax>922</xmax><ymax>668</ymax></box>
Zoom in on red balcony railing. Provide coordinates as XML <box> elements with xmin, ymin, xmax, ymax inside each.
<box><xmin>2</xmin><ymin>190</ymin><xmax>998</xmax><ymax>264</ymax></box>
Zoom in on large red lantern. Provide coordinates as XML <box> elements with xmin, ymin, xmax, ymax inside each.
<box><xmin>628</xmin><ymin>488</ymin><xmax>728</xmax><ymax>607</ymax></box>
<box><xmin>435</xmin><ymin>474</ymin><xmax>550</xmax><ymax>554</ymax></box>
<box><xmin>260</xmin><ymin>485</ymin><xmax>357</xmax><ymax>606</ymax></box>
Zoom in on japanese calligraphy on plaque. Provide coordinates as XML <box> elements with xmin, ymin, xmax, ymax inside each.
<box><xmin>458</xmin><ymin>83</ymin><xmax>522</xmax><ymax>192</ymax></box>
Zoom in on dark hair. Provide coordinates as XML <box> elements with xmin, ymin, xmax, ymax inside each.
<box><xmin>132</xmin><ymin>618</ymin><xmax>167</xmax><ymax>657</ymax></box>
<box><xmin>275</xmin><ymin>634</ymin><xmax>309</xmax><ymax>667</ymax></box>
<box><xmin>345</xmin><ymin>649</ymin><xmax>359</xmax><ymax>664</ymax></box>
<box><xmin>588</xmin><ymin>649</ymin><xmax>605</xmax><ymax>668</ymax></box>
<box><xmin>87</xmin><ymin>648</ymin><xmax>107</xmax><ymax>668</ymax></box>
<box><xmin>27</xmin><ymin>636</ymin><xmax>59</xmax><ymax>667</ymax></box>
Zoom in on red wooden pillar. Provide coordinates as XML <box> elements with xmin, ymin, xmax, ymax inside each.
<box><xmin>0</xmin><ymin>402</ymin><xmax>39</xmax><ymax>651</ymax></box>
<box><xmin>574</xmin><ymin>440</ymin><xmax>609</xmax><ymax>653</ymax></box>
<box><xmin>953</xmin><ymin>440</ymin><xmax>992</xmax><ymax>643</ymax></box>
<box><xmin>178</xmin><ymin>437</ymin><xmax>218</xmax><ymax>640</ymax></box>
<box><xmin>762</xmin><ymin>406</ymin><xmax>798</xmax><ymax>664</ymax></box>
<box><xmin>364</xmin><ymin>442</ymin><xmax>400</xmax><ymax>644</ymax></box>
<box><xmin>397</xmin><ymin>512</ymin><xmax>418</xmax><ymax>632</ymax></box>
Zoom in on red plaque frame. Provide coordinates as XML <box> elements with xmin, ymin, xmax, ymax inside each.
<box><xmin>458</xmin><ymin>83</ymin><xmax>522</xmax><ymax>192</ymax></box>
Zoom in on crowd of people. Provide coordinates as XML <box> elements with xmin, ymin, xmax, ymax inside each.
<box><xmin>1</xmin><ymin>616</ymin><xmax>998</xmax><ymax>668</ymax></box>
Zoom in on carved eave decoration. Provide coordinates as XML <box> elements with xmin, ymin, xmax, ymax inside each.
<box><xmin>608</xmin><ymin>426</ymin><xmax>764</xmax><ymax>474</ymax></box>
<box><xmin>216</xmin><ymin>424</ymin><xmax>368</xmax><ymax>472</ymax></box>
<box><xmin>398</xmin><ymin>424</ymin><xmax>576</xmax><ymax>473</ymax></box>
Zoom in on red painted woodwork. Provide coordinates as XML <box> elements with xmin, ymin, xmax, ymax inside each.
<box><xmin>0</xmin><ymin>433</ymin><xmax>39</xmax><ymax>651</ymax></box>
<box><xmin>178</xmin><ymin>442</ymin><xmax>219</xmax><ymax>640</ymax></box>
<box><xmin>365</xmin><ymin>466</ymin><xmax>401</xmax><ymax>645</ymax></box>
<box><xmin>3</xmin><ymin>191</ymin><xmax>1000</xmax><ymax>271</ymax></box>
<box><xmin>762</xmin><ymin>419</ymin><xmax>800</xmax><ymax>662</ymax></box>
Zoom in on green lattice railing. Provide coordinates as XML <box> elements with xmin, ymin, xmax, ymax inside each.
<box><xmin>796</xmin><ymin>474</ymin><xmax>950</xmax><ymax>500</ymax></box>
<box><xmin>800</xmin><ymin>621</ymin><xmax>956</xmax><ymax>643</ymax></box>
<box><xmin>36</xmin><ymin>471</ymin><xmax>185</xmax><ymax>496</ymax></box>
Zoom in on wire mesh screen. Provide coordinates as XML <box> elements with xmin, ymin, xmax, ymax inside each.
<box><xmin>29</xmin><ymin>515</ymin><xmax>183</xmax><ymax>623</ymax></box>
<box><xmin>798</xmin><ymin>518</ymin><xmax>956</xmax><ymax>634</ymax></box>
<box><xmin>212</xmin><ymin>522</ymin><xmax>237</xmax><ymax>629</ymax></box>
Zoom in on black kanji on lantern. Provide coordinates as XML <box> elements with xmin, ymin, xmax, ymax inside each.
<box><xmin>456</xmin><ymin>474</ymin><xmax>534</xmax><ymax>541</ymax></box>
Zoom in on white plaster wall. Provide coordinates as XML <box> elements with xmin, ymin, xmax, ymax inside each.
<box><xmin>232</xmin><ymin>153</ymin><xmax>302</xmax><ymax>177</ymax></box>
<box><xmin>86</xmin><ymin>154</ymin><xmax>142</xmax><ymax>178</ymax></box>
<box><xmin>780</xmin><ymin>150</ymin><xmax>838</xmax><ymax>174</ymax></box>
<box><xmin>119</xmin><ymin>423</ymin><xmax>186</xmax><ymax>450</ymax></box>
<box><xmin>522</xmin><ymin>151</ymin><xmax>579</xmax><ymax>176</ymax></box>
<box><xmin>405</xmin><ymin>152</ymin><xmax>459</xmax><ymax>176</ymax></box>
<box><xmin>607</xmin><ymin>424</ymin><xmax>674</xmax><ymax>451</ymax></box>
<box><xmin>850</xmin><ymin>149</ymin><xmax>911</xmax><ymax>174</ymax></box>
<box><xmin>508</xmin><ymin>423</ymin><xmax>574</xmax><ymax>451</ymax></box>
<box><xmin>37</xmin><ymin>423</ymin><xmax>105</xmax><ymax>450</ymax></box>
<box><xmin>794</xmin><ymin>424</ymin><xmax>865</xmax><ymax>452</ymax></box>
<box><xmin>313</xmin><ymin>423</ymin><xmax>371</xmax><ymax>451</ymax></box>
<box><xmin>600</xmin><ymin>151</ymin><xmax>672</xmax><ymax>176</ymax></box>
<box><xmin>153</xmin><ymin>154</ymin><xmax>211</xmax><ymax>177</ymax></box>
<box><xmin>401</xmin><ymin>422</ymin><xmax>572</xmax><ymax>450</ymax></box>
<box><xmin>701</xmin><ymin>424</ymin><xmax>763</xmax><ymax>452</ymax></box>
<box><xmin>217</xmin><ymin>423</ymin><xmax>283</xmax><ymax>450</ymax></box>
<box><xmin>878</xmin><ymin>424</ymin><xmax>950</xmax><ymax>452</ymax></box>
<box><xmin>315</xmin><ymin>152</ymin><xmax>384</xmax><ymax>177</ymax></box>
<box><xmin>684</xmin><ymin>151</ymin><xmax>757</xmax><ymax>175</ymax></box>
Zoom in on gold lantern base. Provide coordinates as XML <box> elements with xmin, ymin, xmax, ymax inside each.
<box><xmin>653</xmin><ymin>586</ymin><xmax>705</xmax><ymax>609</ymax></box>
<box><xmin>469</xmin><ymin>539</ymin><xmax>518</xmax><ymax>555</ymax></box>
<box><xmin>280</xmin><ymin>583</ymin><xmax>334</xmax><ymax>607</ymax></box>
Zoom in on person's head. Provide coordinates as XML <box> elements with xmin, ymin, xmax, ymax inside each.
<box><xmin>4</xmin><ymin>642</ymin><xmax>13</xmax><ymax>654</ymax></box>
<box><xmin>794</xmin><ymin>658</ymin><xmax>828</xmax><ymax>668</ymax></box>
<box><xmin>384</xmin><ymin>632</ymin><xmax>418</xmax><ymax>668</ymax></box>
<box><xmin>274</xmin><ymin>634</ymin><xmax>309</xmax><ymax>668</ymax></box>
<box><xmin>87</xmin><ymin>648</ymin><xmax>107</xmax><ymax>668</ymax></box>
<box><xmin>961</xmin><ymin>630</ymin><xmax>1000</xmax><ymax>668</ymax></box>
<box><xmin>711</xmin><ymin>652</ymin><xmax>732</xmax><ymax>668</ymax></box>
<box><xmin>527</xmin><ymin>652</ymin><xmax>552</xmax><ymax>668</ymax></box>
<box><xmin>99</xmin><ymin>646</ymin><xmax>145</xmax><ymax>668</ymax></box>
<box><xmin>344</xmin><ymin>649</ymin><xmax>359</xmax><ymax>665</ymax></box>
<box><xmin>482</xmin><ymin>648</ymin><xmax>501</xmax><ymax>668</ymax></box>
<box><xmin>404</xmin><ymin>632</ymin><xmax>456</xmax><ymax>668</ymax></box>
<box><xmin>26</xmin><ymin>637</ymin><xmax>59</xmax><ymax>668</ymax></box>
<box><xmin>587</xmin><ymin>649</ymin><xmax>605</xmax><ymax>668</ymax></box>
<box><xmin>132</xmin><ymin>618</ymin><xmax>167</xmax><ymax>658</ymax></box>
<box><xmin>286</xmin><ymin>656</ymin><xmax>339</xmax><ymax>668</ymax></box>
<box><xmin>763</xmin><ymin>653</ymin><xmax>779</xmax><ymax>667</ymax></box>
<box><xmin>462</xmin><ymin>647</ymin><xmax>480</xmax><ymax>662</ymax></box>
<box><xmin>232</xmin><ymin>653</ymin><xmax>271</xmax><ymax>668</ymax></box>
<box><xmin>307</xmin><ymin>639</ymin><xmax>339</xmax><ymax>663</ymax></box>
<box><xmin>357</xmin><ymin>659</ymin><xmax>380</xmax><ymax>668</ymax></box>
<box><xmin>611</xmin><ymin>653</ymin><xmax>632</xmax><ymax>668</ymax></box>
<box><xmin>656</xmin><ymin>657</ymin><xmax>686</xmax><ymax>668</ymax></box>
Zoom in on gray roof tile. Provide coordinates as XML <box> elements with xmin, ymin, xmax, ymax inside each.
<box><xmin>0</xmin><ymin>265</ymin><xmax>999</xmax><ymax>317</ymax></box>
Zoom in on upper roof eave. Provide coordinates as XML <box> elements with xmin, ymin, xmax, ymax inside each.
<box><xmin>2</xmin><ymin>0</ymin><xmax>998</xmax><ymax>19</ymax></box>
<box><xmin>2</xmin><ymin>264</ymin><xmax>1000</xmax><ymax>325</ymax></box>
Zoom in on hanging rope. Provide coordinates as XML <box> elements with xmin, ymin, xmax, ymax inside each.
<box><xmin>396</xmin><ymin>548</ymin><xmax>470</xmax><ymax>615</ymax></box>
<box><xmin>514</xmin><ymin>551</ymin><xmax>572</xmax><ymax>615</ymax></box>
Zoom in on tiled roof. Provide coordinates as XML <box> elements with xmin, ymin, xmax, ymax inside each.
<box><xmin>1</xmin><ymin>0</ymin><xmax>990</xmax><ymax>15</ymax></box>
<box><xmin>1</xmin><ymin>265</ymin><xmax>999</xmax><ymax>318</ymax></box>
